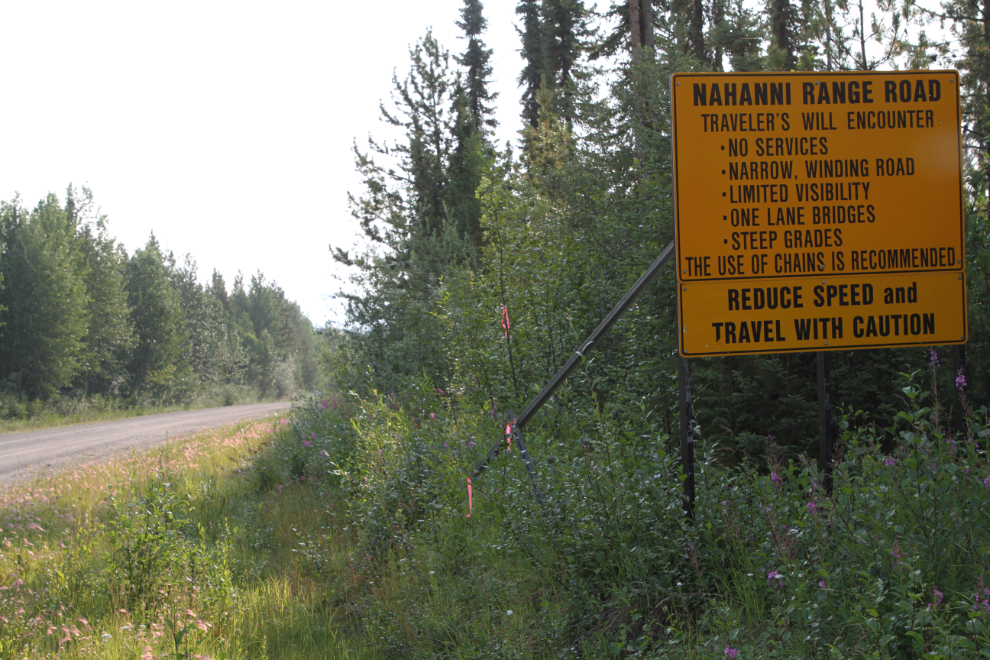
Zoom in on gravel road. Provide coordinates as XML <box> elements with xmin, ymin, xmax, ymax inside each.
<box><xmin>0</xmin><ymin>401</ymin><xmax>293</xmax><ymax>488</ymax></box>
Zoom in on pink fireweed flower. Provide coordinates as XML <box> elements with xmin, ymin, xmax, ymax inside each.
<box><xmin>972</xmin><ymin>586</ymin><xmax>990</xmax><ymax>612</ymax></box>
<box><xmin>725</xmin><ymin>648</ymin><xmax>739</xmax><ymax>659</ymax></box>
<box><xmin>302</xmin><ymin>440</ymin><xmax>312</xmax><ymax>448</ymax></box>
<box><xmin>767</xmin><ymin>570</ymin><xmax>783</xmax><ymax>586</ymax></box>
<box><xmin>884</xmin><ymin>457</ymin><xmax>895</xmax><ymax>467</ymax></box>
<box><xmin>771</xmin><ymin>471</ymin><xmax>783</xmax><ymax>486</ymax></box>
<box><xmin>807</xmin><ymin>501</ymin><xmax>817</xmax><ymax>514</ymax></box>
<box><xmin>468</xmin><ymin>440</ymin><xmax>475</xmax><ymax>448</ymax></box>
<box><xmin>819</xmin><ymin>581</ymin><xmax>825</xmax><ymax>588</ymax></box>
<box><xmin>929</xmin><ymin>587</ymin><xmax>944</xmax><ymax>611</ymax></box>
<box><xmin>891</xmin><ymin>543</ymin><xmax>905</xmax><ymax>566</ymax></box>
<box><xmin>957</xmin><ymin>371</ymin><xmax>967</xmax><ymax>390</ymax></box>
<box><xmin>929</xmin><ymin>348</ymin><xmax>940</xmax><ymax>369</ymax></box>
<box><xmin>311</xmin><ymin>432</ymin><xmax>317</xmax><ymax>439</ymax></box>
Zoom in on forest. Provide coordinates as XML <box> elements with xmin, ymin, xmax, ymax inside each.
<box><xmin>329</xmin><ymin>0</ymin><xmax>990</xmax><ymax>462</ymax></box>
<box><xmin>289</xmin><ymin>0</ymin><xmax>990</xmax><ymax>654</ymax></box>
<box><xmin>0</xmin><ymin>186</ymin><xmax>319</xmax><ymax>419</ymax></box>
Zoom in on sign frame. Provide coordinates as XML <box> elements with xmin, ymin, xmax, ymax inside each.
<box><xmin>671</xmin><ymin>70</ymin><xmax>967</xmax><ymax>357</ymax></box>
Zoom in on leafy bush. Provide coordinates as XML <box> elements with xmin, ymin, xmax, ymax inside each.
<box><xmin>278</xmin><ymin>359</ymin><xmax>990</xmax><ymax>658</ymax></box>
<box><xmin>103</xmin><ymin>472</ymin><xmax>236</xmax><ymax>621</ymax></box>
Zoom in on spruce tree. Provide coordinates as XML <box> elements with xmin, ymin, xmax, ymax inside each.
<box><xmin>456</xmin><ymin>0</ymin><xmax>498</xmax><ymax>131</ymax></box>
<box><xmin>543</xmin><ymin>0</ymin><xmax>586</xmax><ymax>122</ymax></box>
<box><xmin>517</xmin><ymin>0</ymin><xmax>547</xmax><ymax>128</ymax></box>
<box><xmin>451</xmin><ymin>0</ymin><xmax>497</xmax><ymax>253</ymax></box>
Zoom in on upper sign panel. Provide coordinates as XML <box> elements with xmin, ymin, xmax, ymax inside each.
<box><xmin>671</xmin><ymin>71</ymin><xmax>963</xmax><ymax>282</ymax></box>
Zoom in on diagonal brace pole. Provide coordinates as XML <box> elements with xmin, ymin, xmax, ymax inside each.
<box><xmin>470</xmin><ymin>240</ymin><xmax>677</xmax><ymax>487</ymax></box>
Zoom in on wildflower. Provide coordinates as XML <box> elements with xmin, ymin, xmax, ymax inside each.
<box><xmin>956</xmin><ymin>371</ymin><xmax>967</xmax><ymax>390</ymax></box>
<box><xmin>767</xmin><ymin>570</ymin><xmax>783</xmax><ymax>586</ymax></box>
<box><xmin>884</xmin><ymin>457</ymin><xmax>895</xmax><ymax>467</ymax></box>
<box><xmin>101</xmin><ymin>632</ymin><xmax>112</xmax><ymax>641</ymax></box>
<box><xmin>320</xmin><ymin>450</ymin><xmax>329</xmax><ymax>459</ymax></box>
<box><xmin>506</xmin><ymin>610</ymin><xmax>513</xmax><ymax>615</ymax></box>
<box><xmin>929</xmin><ymin>587</ymin><xmax>944</xmax><ymax>611</ymax></box>
<box><xmin>819</xmin><ymin>581</ymin><xmax>825</xmax><ymax>588</ymax></box>
<box><xmin>430</xmin><ymin>412</ymin><xmax>436</xmax><ymax>420</ymax></box>
<box><xmin>725</xmin><ymin>648</ymin><xmax>740</xmax><ymax>659</ymax></box>
<box><xmin>311</xmin><ymin>432</ymin><xmax>317</xmax><ymax>439</ymax></box>
<box><xmin>467</xmin><ymin>440</ymin><xmax>475</xmax><ymax>448</ymax></box>
<box><xmin>929</xmin><ymin>348</ymin><xmax>940</xmax><ymax>369</ymax></box>
<box><xmin>443</xmin><ymin>442</ymin><xmax>449</xmax><ymax>449</ymax></box>
<box><xmin>807</xmin><ymin>501</ymin><xmax>817</xmax><ymax>514</ymax></box>
<box><xmin>771</xmin><ymin>470</ymin><xmax>783</xmax><ymax>486</ymax></box>
<box><xmin>302</xmin><ymin>440</ymin><xmax>312</xmax><ymax>448</ymax></box>
<box><xmin>278</xmin><ymin>485</ymin><xmax>284</xmax><ymax>495</ymax></box>
<box><xmin>972</xmin><ymin>586</ymin><xmax>990</xmax><ymax>612</ymax></box>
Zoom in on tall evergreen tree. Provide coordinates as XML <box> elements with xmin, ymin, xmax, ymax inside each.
<box><xmin>543</xmin><ymin>0</ymin><xmax>586</xmax><ymax>122</ymax></box>
<box><xmin>767</xmin><ymin>0</ymin><xmax>800</xmax><ymax>68</ymax></box>
<box><xmin>448</xmin><ymin>93</ymin><xmax>487</xmax><ymax>251</ymax></box>
<box><xmin>456</xmin><ymin>0</ymin><xmax>498</xmax><ymax>131</ymax></box>
<box><xmin>332</xmin><ymin>32</ymin><xmax>469</xmax><ymax>390</ymax></box>
<box><xmin>451</xmin><ymin>0</ymin><xmax>497</xmax><ymax>253</ymax></box>
<box><xmin>671</xmin><ymin>0</ymin><xmax>706</xmax><ymax>61</ymax></box>
<box><xmin>517</xmin><ymin>0</ymin><xmax>548</xmax><ymax>128</ymax></box>
<box><xmin>589</xmin><ymin>1</ymin><xmax>657</xmax><ymax>62</ymax></box>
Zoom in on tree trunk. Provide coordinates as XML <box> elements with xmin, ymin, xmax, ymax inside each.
<box><xmin>629</xmin><ymin>0</ymin><xmax>642</xmax><ymax>58</ymax></box>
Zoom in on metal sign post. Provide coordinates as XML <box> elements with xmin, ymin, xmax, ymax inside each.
<box><xmin>469</xmin><ymin>242</ymin><xmax>678</xmax><ymax>495</ymax></box>
<box><xmin>677</xmin><ymin>356</ymin><xmax>696</xmax><ymax>519</ymax></box>
<box><xmin>817</xmin><ymin>351</ymin><xmax>833</xmax><ymax>492</ymax></box>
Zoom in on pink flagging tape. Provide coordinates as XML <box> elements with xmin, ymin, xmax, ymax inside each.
<box><xmin>466</xmin><ymin>477</ymin><xmax>473</xmax><ymax>517</ymax></box>
<box><xmin>501</xmin><ymin>306</ymin><xmax>511</xmax><ymax>339</ymax></box>
<box><xmin>505</xmin><ymin>424</ymin><xmax>512</xmax><ymax>452</ymax></box>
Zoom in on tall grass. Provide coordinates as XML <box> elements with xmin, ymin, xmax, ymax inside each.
<box><xmin>275</xmin><ymin>364</ymin><xmax>990</xmax><ymax>658</ymax></box>
<box><xmin>14</xmin><ymin>358</ymin><xmax>989</xmax><ymax>658</ymax></box>
<box><xmin>0</xmin><ymin>414</ymin><xmax>373</xmax><ymax>659</ymax></box>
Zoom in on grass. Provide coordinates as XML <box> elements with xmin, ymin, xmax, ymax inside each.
<box><xmin>0</xmin><ymin>413</ymin><xmax>375</xmax><ymax>659</ymax></box>
<box><xmin>271</xmin><ymin>375</ymin><xmax>990</xmax><ymax>658</ymax></box>
<box><xmin>12</xmin><ymin>369</ymin><xmax>989</xmax><ymax>659</ymax></box>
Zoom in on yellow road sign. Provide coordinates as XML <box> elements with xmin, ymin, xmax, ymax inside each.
<box><xmin>678</xmin><ymin>271</ymin><xmax>967</xmax><ymax>356</ymax></box>
<box><xmin>671</xmin><ymin>71</ymin><xmax>964</xmax><ymax>283</ymax></box>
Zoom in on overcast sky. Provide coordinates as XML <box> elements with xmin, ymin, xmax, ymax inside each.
<box><xmin>0</xmin><ymin>0</ymin><xmax>527</xmax><ymax>327</ymax></box>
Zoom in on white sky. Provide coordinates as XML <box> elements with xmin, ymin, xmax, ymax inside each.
<box><xmin>0</xmin><ymin>0</ymin><xmax>526</xmax><ymax>328</ymax></box>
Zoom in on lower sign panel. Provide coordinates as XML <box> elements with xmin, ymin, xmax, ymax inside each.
<box><xmin>678</xmin><ymin>272</ymin><xmax>967</xmax><ymax>357</ymax></box>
